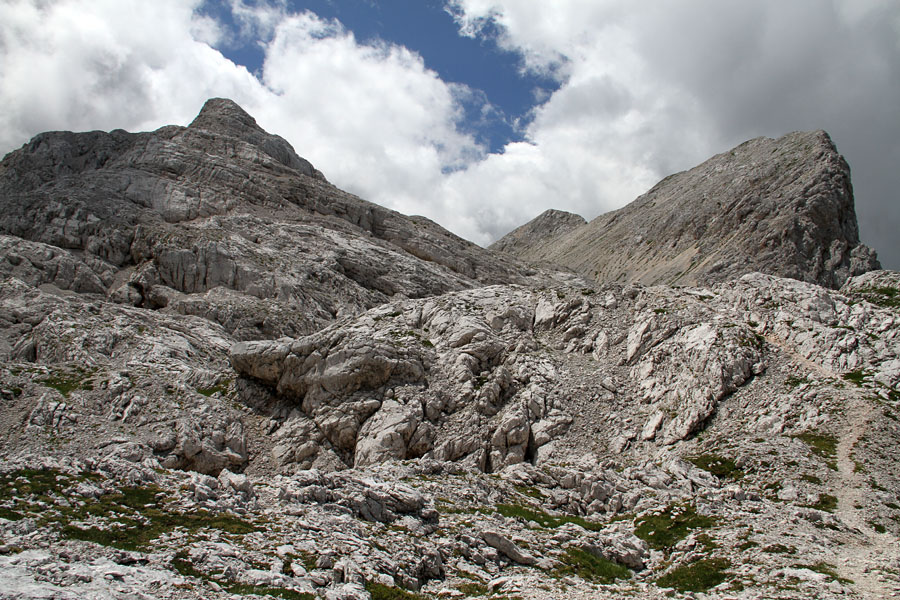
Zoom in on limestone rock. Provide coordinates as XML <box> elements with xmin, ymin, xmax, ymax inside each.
<box><xmin>494</xmin><ymin>131</ymin><xmax>879</xmax><ymax>288</ymax></box>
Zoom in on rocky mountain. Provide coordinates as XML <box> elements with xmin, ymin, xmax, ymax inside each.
<box><xmin>1</xmin><ymin>100</ymin><xmax>899</xmax><ymax>600</ymax></box>
<box><xmin>489</xmin><ymin>209</ymin><xmax>586</xmax><ymax>260</ymax></box>
<box><xmin>0</xmin><ymin>98</ymin><xmax>529</xmax><ymax>341</ymax></box>
<box><xmin>491</xmin><ymin>131</ymin><xmax>880</xmax><ymax>288</ymax></box>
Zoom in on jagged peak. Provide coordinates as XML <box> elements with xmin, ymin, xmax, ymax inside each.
<box><xmin>188</xmin><ymin>98</ymin><xmax>263</xmax><ymax>134</ymax></box>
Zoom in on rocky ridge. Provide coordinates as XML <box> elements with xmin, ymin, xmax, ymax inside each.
<box><xmin>491</xmin><ymin>131</ymin><xmax>880</xmax><ymax>288</ymax></box>
<box><xmin>1</xmin><ymin>101</ymin><xmax>899</xmax><ymax>600</ymax></box>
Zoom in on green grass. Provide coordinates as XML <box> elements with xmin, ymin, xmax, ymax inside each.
<box><xmin>496</xmin><ymin>504</ymin><xmax>603</xmax><ymax>531</ymax></box>
<box><xmin>174</xmin><ymin>551</ymin><xmax>314</xmax><ymax>598</ymax></box>
<box><xmin>793</xmin><ymin>432</ymin><xmax>838</xmax><ymax>469</ymax></box>
<box><xmin>0</xmin><ymin>467</ymin><xmax>258</xmax><ymax>552</ymax></box>
<box><xmin>762</xmin><ymin>544</ymin><xmax>796</xmax><ymax>554</ymax></box>
<box><xmin>843</xmin><ymin>370</ymin><xmax>867</xmax><ymax>385</ymax></box>
<box><xmin>655</xmin><ymin>558</ymin><xmax>731</xmax><ymax>592</ymax></box>
<box><xmin>38</xmin><ymin>367</ymin><xmax>96</xmax><ymax>398</ymax></box>
<box><xmin>803</xmin><ymin>493</ymin><xmax>838</xmax><ymax>513</ymax></box>
<box><xmin>554</xmin><ymin>547</ymin><xmax>631</xmax><ymax>584</ymax></box>
<box><xmin>0</xmin><ymin>506</ymin><xmax>25</xmax><ymax>521</ymax></box>
<box><xmin>513</xmin><ymin>485</ymin><xmax>545</xmax><ymax>499</ymax></box>
<box><xmin>796</xmin><ymin>562</ymin><xmax>853</xmax><ymax>585</ymax></box>
<box><xmin>687</xmin><ymin>454</ymin><xmax>743</xmax><ymax>480</ymax></box>
<box><xmin>800</xmin><ymin>474</ymin><xmax>823</xmax><ymax>485</ymax></box>
<box><xmin>456</xmin><ymin>582</ymin><xmax>490</xmax><ymax>596</ymax></box>
<box><xmin>785</xmin><ymin>376</ymin><xmax>810</xmax><ymax>388</ymax></box>
<box><xmin>226</xmin><ymin>585</ymin><xmax>313</xmax><ymax>599</ymax></box>
<box><xmin>634</xmin><ymin>504</ymin><xmax>718</xmax><ymax>550</ymax></box>
<box><xmin>365</xmin><ymin>582</ymin><xmax>428</xmax><ymax>600</ymax></box>
<box><xmin>197</xmin><ymin>379</ymin><xmax>232</xmax><ymax>397</ymax></box>
<box><xmin>853</xmin><ymin>286</ymin><xmax>900</xmax><ymax>309</ymax></box>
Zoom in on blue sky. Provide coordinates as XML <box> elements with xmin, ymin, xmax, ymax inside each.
<box><xmin>1</xmin><ymin>1</ymin><xmax>899</xmax><ymax>268</ymax></box>
<box><xmin>200</xmin><ymin>0</ymin><xmax>559</xmax><ymax>153</ymax></box>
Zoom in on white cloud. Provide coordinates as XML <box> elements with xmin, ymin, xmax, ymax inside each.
<box><xmin>249</xmin><ymin>10</ymin><xmax>485</xmax><ymax>218</ymax></box>
<box><xmin>443</xmin><ymin>0</ymin><xmax>900</xmax><ymax>264</ymax></box>
<box><xmin>1</xmin><ymin>0</ymin><xmax>898</xmax><ymax>266</ymax></box>
<box><xmin>0</xmin><ymin>0</ymin><xmax>265</xmax><ymax>144</ymax></box>
<box><xmin>0</xmin><ymin>0</ymin><xmax>487</xmax><ymax>243</ymax></box>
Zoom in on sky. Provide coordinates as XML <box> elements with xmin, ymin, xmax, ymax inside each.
<box><xmin>1</xmin><ymin>1</ymin><xmax>898</xmax><ymax>269</ymax></box>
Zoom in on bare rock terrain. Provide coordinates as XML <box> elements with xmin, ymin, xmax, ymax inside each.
<box><xmin>491</xmin><ymin>131</ymin><xmax>880</xmax><ymax>288</ymax></box>
<box><xmin>1</xmin><ymin>100</ymin><xmax>899</xmax><ymax>600</ymax></box>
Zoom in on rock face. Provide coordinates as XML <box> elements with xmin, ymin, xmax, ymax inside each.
<box><xmin>489</xmin><ymin>209</ymin><xmax>586</xmax><ymax>260</ymax></box>
<box><xmin>492</xmin><ymin>131</ymin><xmax>880</xmax><ymax>288</ymax></box>
<box><xmin>1</xmin><ymin>100</ymin><xmax>899</xmax><ymax>600</ymax></box>
<box><xmin>0</xmin><ymin>97</ymin><xmax>527</xmax><ymax>340</ymax></box>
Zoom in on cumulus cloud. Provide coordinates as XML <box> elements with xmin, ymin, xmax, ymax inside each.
<box><xmin>0</xmin><ymin>0</ymin><xmax>897</xmax><ymax>267</ymax></box>
<box><xmin>0</xmin><ymin>0</ymin><xmax>487</xmax><ymax>243</ymax></box>
<box><xmin>445</xmin><ymin>0</ymin><xmax>900</xmax><ymax>264</ymax></box>
<box><xmin>0</xmin><ymin>0</ymin><xmax>269</xmax><ymax>143</ymax></box>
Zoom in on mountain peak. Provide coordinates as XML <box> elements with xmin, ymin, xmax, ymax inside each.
<box><xmin>188</xmin><ymin>98</ymin><xmax>262</xmax><ymax>134</ymax></box>
<box><xmin>494</xmin><ymin>130</ymin><xmax>879</xmax><ymax>288</ymax></box>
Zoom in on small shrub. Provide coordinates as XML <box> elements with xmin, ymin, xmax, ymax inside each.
<box><xmin>843</xmin><ymin>370</ymin><xmax>867</xmax><ymax>385</ymax></box>
<box><xmin>656</xmin><ymin>558</ymin><xmax>731</xmax><ymax>592</ymax></box>
<box><xmin>496</xmin><ymin>504</ymin><xmax>603</xmax><ymax>531</ymax></box>
<box><xmin>804</xmin><ymin>493</ymin><xmax>838</xmax><ymax>513</ymax></box>
<box><xmin>687</xmin><ymin>454</ymin><xmax>743</xmax><ymax>480</ymax></box>
<box><xmin>554</xmin><ymin>547</ymin><xmax>631</xmax><ymax>583</ymax></box>
<box><xmin>634</xmin><ymin>504</ymin><xmax>718</xmax><ymax>550</ymax></box>
<box><xmin>365</xmin><ymin>582</ymin><xmax>428</xmax><ymax>600</ymax></box>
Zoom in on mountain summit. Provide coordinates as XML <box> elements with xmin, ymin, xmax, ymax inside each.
<box><xmin>493</xmin><ymin>131</ymin><xmax>879</xmax><ymax>288</ymax></box>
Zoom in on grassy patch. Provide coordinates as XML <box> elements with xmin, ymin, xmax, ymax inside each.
<box><xmin>174</xmin><ymin>551</ymin><xmax>313</xmax><ymax>598</ymax></box>
<box><xmin>762</xmin><ymin>544</ymin><xmax>796</xmax><ymax>554</ymax></box>
<box><xmin>785</xmin><ymin>376</ymin><xmax>809</xmax><ymax>388</ymax></box>
<box><xmin>796</xmin><ymin>562</ymin><xmax>853</xmax><ymax>585</ymax></box>
<box><xmin>793</xmin><ymin>432</ymin><xmax>837</xmax><ymax>468</ymax></box>
<box><xmin>365</xmin><ymin>582</ymin><xmax>428</xmax><ymax>600</ymax></box>
<box><xmin>196</xmin><ymin>379</ymin><xmax>232</xmax><ymax>397</ymax></box>
<box><xmin>842</xmin><ymin>370</ymin><xmax>867</xmax><ymax>385</ymax></box>
<box><xmin>852</xmin><ymin>286</ymin><xmax>900</xmax><ymax>309</ymax></box>
<box><xmin>38</xmin><ymin>367</ymin><xmax>96</xmax><ymax>398</ymax></box>
<box><xmin>634</xmin><ymin>504</ymin><xmax>718</xmax><ymax>550</ymax></box>
<box><xmin>1</xmin><ymin>467</ymin><xmax>257</xmax><ymax>552</ymax></box>
<box><xmin>456</xmin><ymin>582</ymin><xmax>490</xmax><ymax>596</ymax></box>
<box><xmin>553</xmin><ymin>547</ymin><xmax>631</xmax><ymax>583</ymax></box>
<box><xmin>496</xmin><ymin>504</ymin><xmax>603</xmax><ymax>531</ymax></box>
<box><xmin>227</xmin><ymin>585</ymin><xmax>313</xmax><ymax>599</ymax></box>
<box><xmin>800</xmin><ymin>474</ymin><xmax>823</xmax><ymax>485</ymax></box>
<box><xmin>687</xmin><ymin>454</ymin><xmax>743</xmax><ymax>480</ymax></box>
<box><xmin>513</xmin><ymin>485</ymin><xmax>545</xmax><ymax>500</ymax></box>
<box><xmin>803</xmin><ymin>493</ymin><xmax>838</xmax><ymax>513</ymax></box>
<box><xmin>656</xmin><ymin>558</ymin><xmax>731</xmax><ymax>592</ymax></box>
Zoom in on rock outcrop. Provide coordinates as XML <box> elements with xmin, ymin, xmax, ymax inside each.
<box><xmin>492</xmin><ymin>131</ymin><xmax>879</xmax><ymax>288</ymax></box>
<box><xmin>0</xmin><ymin>98</ymin><xmax>528</xmax><ymax>340</ymax></box>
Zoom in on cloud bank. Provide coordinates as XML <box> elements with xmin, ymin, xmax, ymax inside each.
<box><xmin>1</xmin><ymin>0</ymin><xmax>898</xmax><ymax>267</ymax></box>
